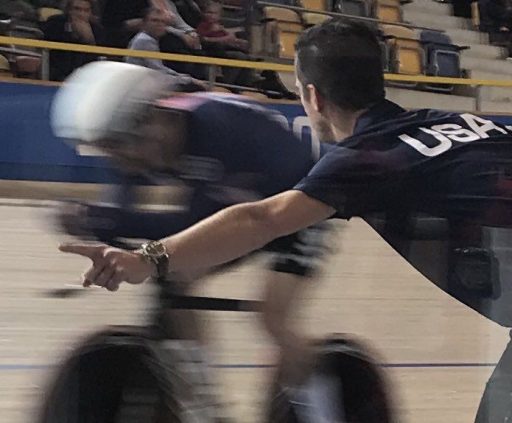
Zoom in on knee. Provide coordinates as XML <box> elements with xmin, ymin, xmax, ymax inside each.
<box><xmin>261</xmin><ymin>298</ymin><xmax>287</xmax><ymax>340</ymax></box>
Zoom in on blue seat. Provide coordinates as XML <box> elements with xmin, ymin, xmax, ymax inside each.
<box><xmin>420</xmin><ymin>30</ymin><xmax>466</xmax><ymax>93</ymax></box>
<box><xmin>333</xmin><ymin>0</ymin><xmax>369</xmax><ymax>17</ymax></box>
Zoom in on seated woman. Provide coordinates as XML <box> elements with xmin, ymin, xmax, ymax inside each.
<box><xmin>196</xmin><ymin>1</ymin><xmax>253</xmax><ymax>87</ymax></box>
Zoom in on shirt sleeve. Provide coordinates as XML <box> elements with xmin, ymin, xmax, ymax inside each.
<box><xmin>196</xmin><ymin>21</ymin><xmax>208</xmax><ymax>37</ymax></box>
<box><xmin>294</xmin><ymin>147</ymin><xmax>405</xmax><ymax>218</ymax></box>
<box><xmin>131</xmin><ymin>35</ymin><xmax>181</xmax><ymax>76</ymax></box>
<box><xmin>165</xmin><ymin>0</ymin><xmax>195</xmax><ymax>34</ymax></box>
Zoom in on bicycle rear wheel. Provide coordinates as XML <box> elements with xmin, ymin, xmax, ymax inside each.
<box><xmin>37</xmin><ymin>327</ymin><xmax>181</xmax><ymax>423</ymax></box>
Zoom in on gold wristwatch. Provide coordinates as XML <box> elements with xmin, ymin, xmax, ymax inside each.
<box><xmin>139</xmin><ymin>241</ymin><xmax>170</xmax><ymax>279</ymax></box>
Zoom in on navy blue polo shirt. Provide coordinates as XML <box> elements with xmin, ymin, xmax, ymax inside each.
<box><xmin>294</xmin><ymin>99</ymin><xmax>512</xmax><ymax>326</ymax></box>
<box><xmin>295</xmin><ymin>99</ymin><xmax>512</xmax><ymax>226</ymax></box>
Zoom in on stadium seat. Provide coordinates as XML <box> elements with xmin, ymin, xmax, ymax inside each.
<box><xmin>376</xmin><ymin>0</ymin><xmax>402</xmax><ymax>23</ymax></box>
<box><xmin>333</xmin><ymin>0</ymin><xmax>370</xmax><ymax>17</ymax></box>
<box><xmin>261</xmin><ymin>7</ymin><xmax>303</xmax><ymax>59</ymax></box>
<box><xmin>38</xmin><ymin>7</ymin><xmax>63</xmax><ymax>22</ymax></box>
<box><xmin>14</xmin><ymin>56</ymin><xmax>41</xmax><ymax>78</ymax></box>
<box><xmin>302</xmin><ymin>12</ymin><xmax>331</xmax><ymax>27</ymax></box>
<box><xmin>0</xmin><ymin>55</ymin><xmax>12</xmax><ymax>77</ymax></box>
<box><xmin>221</xmin><ymin>1</ymin><xmax>250</xmax><ymax>30</ymax></box>
<box><xmin>381</xmin><ymin>24</ymin><xmax>423</xmax><ymax>87</ymax></box>
<box><xmin>420</xmin><ymin>29</ymin><xmax>466</xmax><ymax>93</ymax></box>
<box><xmin>300</xmin><ymin>0</ymin><xmax>328</xmax><ymax>11</ymax></box>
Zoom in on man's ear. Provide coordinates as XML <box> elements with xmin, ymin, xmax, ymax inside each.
<box><xmin>307</xmin><ymin>84</ymin><xmax>324</xmax><ymax>113</ymax></box>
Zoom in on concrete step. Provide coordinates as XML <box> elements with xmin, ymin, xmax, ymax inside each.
<box><xmin>403</xmin><ymin>9</ymin><xmax>469</xmax><ymax>30</ymax></box>
<box><xmin>461</xmin><ymin>56</ymin><xmax>512</xmax><ymax>74</ymax></box>
<box><xmin>479</xmin><ymin>100</ymin><xmax>512</xmax><ymax>114</ymax></box>
<box><xmin>461</xmin><ymin>43</ymin><xmax>505</xmax><ymax>60</ymax></box>
<box><xmin>468</xmin><ymin>69</ymin><xmax>512</xmax><ymax>81</ymax></box>
<box><xmin>445</xmin><ymin>28</ymin><xmax>489</xmax><ymax>45</ymax></box>
<box><xmin>387</xmin><ymin>86</ymin><xmax>511</xmax><ymax>114</ymax></box>
<box><xmin>478</xmin><ymin>87</ymin><xmax>512</xmax><ymax>103</ymax></box>
<box><xmin>386</xmin><ymin>86</ymin><xmax>475</xmax><ymax>111</ymax></box>
<box><xmin>402</xmin><ymin>0</ymin><xmax>453</xmax><ymax>16</ymax></box>
<box><xmin>466</xmin><ymin>70</ymin><xmax>512</xmax><ymax>102</ymax></box>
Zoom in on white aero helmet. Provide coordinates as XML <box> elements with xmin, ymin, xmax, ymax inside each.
<box><xmin>51</xmin><ymin>61</ymin><xmax>174</xmax><ymax>146</ymax></box>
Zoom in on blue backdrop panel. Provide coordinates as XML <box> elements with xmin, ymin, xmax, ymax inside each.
<box><xmin>1</xmin><ymin>81</ymin><xmax>510</xmax><ymax>184</ymax></box>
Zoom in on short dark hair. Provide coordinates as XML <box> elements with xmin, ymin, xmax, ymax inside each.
<box><xmin>295</xmin><ymin>19</ymin><xmax>385</xmax><ymax>111</ymax></box>
<box><xmin>65</xmin><ymin>0</ymin><xmax>93</xmax><ymax>12</ymax></box>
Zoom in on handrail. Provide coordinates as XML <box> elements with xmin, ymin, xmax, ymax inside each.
<box><xmin>2</xmin><ymin>36</ymin><xmax>512</xmax><ymax>88</ymax></box>
<box><xmin>384</xmin><ymin>73</ymin><xmax>512</xmax><ymax>88</ymax></box>
<box><xmin>0</xmin><ymin>36</ymin><xmax>293</xmax><ymax>71</ymax></box>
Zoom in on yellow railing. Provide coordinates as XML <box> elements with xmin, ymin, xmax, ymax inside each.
<box><xmin>3</xmin><ymin>35</ymin><xmax>512</xmax><ymax>87</ymax></box>
<box><xmin>2</xmin><ymin>35</ymin><xmax>512</xmax><ymax>111</ymax></box>
<box><xmin>0</xmin><ymin>36</ymin><xmax>293</xmax><ymax>72</ymax></box>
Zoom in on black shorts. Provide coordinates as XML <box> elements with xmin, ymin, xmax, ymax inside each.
<box><xmin>263</xmin><ymin>221</ymin><xmax>332</xmax><ymax>277</ymax></box>
<box><xmin>208</xmin><ymin>222</ymin><xmax>333</xmax><ymax>278</ymax></box>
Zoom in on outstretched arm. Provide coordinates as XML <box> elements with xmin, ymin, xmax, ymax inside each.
<box><xmin>160</xmin><ymin>190</ymin><xmax>335</xmax><ymax>273</ymax></box>
<box><xmin>59</xmin><ymin>190</ymin><xmax>335</xmax><ymax>290</ymax></box>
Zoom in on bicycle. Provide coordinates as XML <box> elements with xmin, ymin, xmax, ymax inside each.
<box><xmin>37</xmin><ymin>272</ymin><xmax>394</xmax><ymax>423</ymax></box>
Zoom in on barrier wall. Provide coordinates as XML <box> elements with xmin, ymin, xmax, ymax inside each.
<box><xmin>2</xmin><ymin>80</ymin><xmax>512</xmax><ymax>184</ymax></box>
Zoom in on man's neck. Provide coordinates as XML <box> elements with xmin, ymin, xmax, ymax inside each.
<box><xmin>328</xmin><ymin>107</ymin><xmax>367</xmax><ymax>142</ymax></box>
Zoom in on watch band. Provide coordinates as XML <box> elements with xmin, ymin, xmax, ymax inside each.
<box><xmin>140</xmin><ymin>241</ymin><xmax>170</xmax><ymax>279</ymax></box>
<box><xmin>155</xmin><ymin>253</ymin><xmax>169</xmax><ymax>279</ymax></box>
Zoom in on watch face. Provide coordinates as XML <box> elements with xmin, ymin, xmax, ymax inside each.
<box><xmin>146</xmin><ymin>241</ymin><xmax>166</xmax><ymax>257</ymax></box>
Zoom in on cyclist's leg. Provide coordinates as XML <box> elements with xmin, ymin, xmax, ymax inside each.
<box><xmin>261</xmin><ymin>270</ymin><xmax>315</xmax><ymax>385</ymax></box>
<box><xmin>262</xmin><ymin>222</ymin><xmax>333</xmax><ymax>385</ymax></box>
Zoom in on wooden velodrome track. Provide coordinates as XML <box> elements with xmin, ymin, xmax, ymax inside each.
<box><xmin>0</xmin><ymin>183</ymin><xmax>510</xmax><ymax>423</ymax></box>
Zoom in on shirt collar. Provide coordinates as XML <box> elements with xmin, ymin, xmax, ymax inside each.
<box><xmin>352</xmin><ymin>99</ymin><xmax>406</xmax><ymax>136</ymax></box>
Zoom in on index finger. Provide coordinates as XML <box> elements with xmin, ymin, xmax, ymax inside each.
<box><xmin>59</xmin><ymin>243</ymin><xmax>106</xmax><ymax>260</ymax></box>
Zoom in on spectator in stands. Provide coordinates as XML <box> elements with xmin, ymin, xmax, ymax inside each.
<box><xmin>173</xmin><ymin>0</ymin><xmax>204</xmax><ymax>28</ymax></box>
<box><xmin>197</xmin><ymin>1</ymin><xmax>253</xmax><ymax>86</ymax></box>
<box><xmin>154</xmin><ymin>0</ymin><xmax>201</xmax><ymax>49</ymax></box>
<box><xmin>152</xmin><ymin>0</ymin><xmax>208</xmax><ymax>79</ymax></box>
<box><xmin>126</xmin><ymin>6</ymin><xmax>195</xmax><ymax>82</ymax></box>
<box><xmin>102</xmin><ymin>0</ymin><xmax>205</xmax><ymax>77</ymax></box>
<box><xmin>487</xmin><ymin>0</ymin><xmax>512</xmax><ymax>32</ymax></box>
<box><xmin>0</xmin><ymin>0</ymin><xmax>38</xmax><ymax>26</ymax></box>
<box><xmin>101</xmin><ymin>0</ymin><xmax>149</xmax><ymax>48</ymax></box>
<box><xmin>43</xmin><ymin>0</ymin><xmax>104</xmax><ymax>81</ymax></box>
<box><xmin>451</xmin><ymin>0</ymin><xmax>472</xmax><ymax>18</ymax></box>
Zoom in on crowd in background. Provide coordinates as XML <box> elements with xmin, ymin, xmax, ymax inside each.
<box><xmin>8</xmin><ymin>0</ymin><xmax>512</xmax><ymax>90</ymax></box>
<box><xmin>0</xmin><ymin>0</ymin><xmax>262</xmax><ymax>89</ymax></box>
<box><xmin>438</xmin><ymin>0</ymin><xmax>512</xmax><ymax>56</ymax></box>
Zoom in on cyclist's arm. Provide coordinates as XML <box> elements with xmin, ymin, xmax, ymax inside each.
<box><xmin>99</xmin><ymin>186</ymin><xmax>227</xmax><ymax>240</ymax></box>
